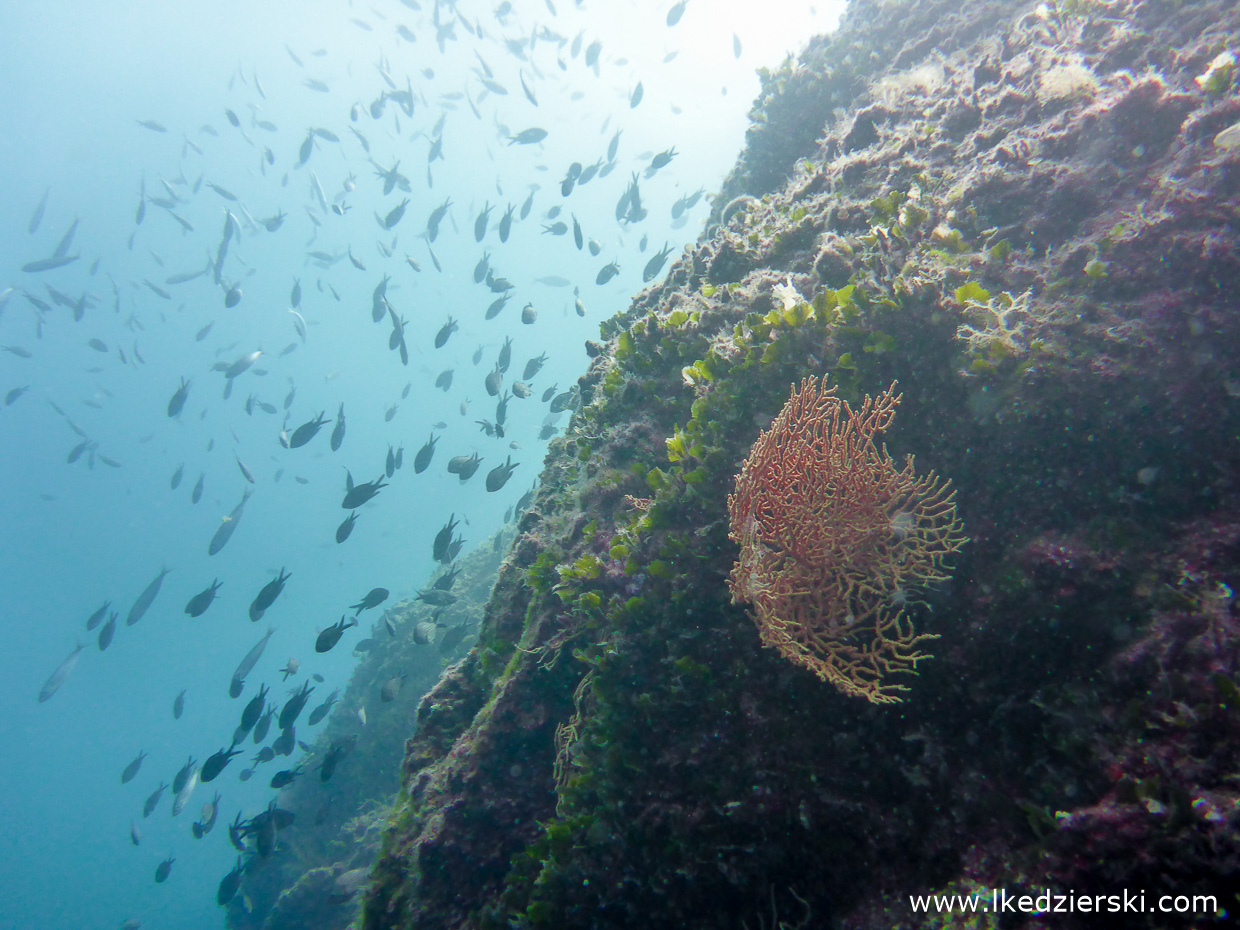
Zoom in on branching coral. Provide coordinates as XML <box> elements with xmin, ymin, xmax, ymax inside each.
<box><xmin>727</xmin><ymin>377</ymin><xmax>966</xmax><ymax>703</ymax></box>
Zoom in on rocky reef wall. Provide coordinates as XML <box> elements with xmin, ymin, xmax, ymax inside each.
<box><xmin>361</xmin><ymin>0</ymin><xmax>1240</xmax><ymax>927</ymax></box>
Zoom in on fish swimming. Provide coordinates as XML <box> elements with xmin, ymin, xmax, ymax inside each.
<box><xmin>126</xmin><ymin>568</ymin><xmax>171</xmax><ymax>626</ymax></box>
<box><xmin>414</xmin><ymin>434</ymin><xmax>438</xmax><ymax>473</ymax></box>
<box><xmin>432</xmin><ymin>514</ymin><xmax>459</xmax><ymax>563</ymax></box>
<box><xmin>508</xmin><ymin>127</ymin><xmax>547</xmax><ymax>145</ymax></box>
<box><xmin>184</xmin><ymin>579</ymin><xmax>222</xmax><ymax>618</ymax></box>
<box><xmin>307</xmin><ymin>689</ymin><xmax>339</xmax><ymax>726</ymax></box>
<box><xmin>341</xmin><ymin>474</ymin><xmax>388</xmax><ymax>509</ymax></box>
<box><xmin>336</xmin><ymin>512</ymin><xmax>358</xmax><ymax>543</ymax></box>
<box><xmin>201</xmin><ymin>743</ymin><xmax>242</xmax><ymax>782</ymax></box>
<box><xmin>279</xmin><ymin>681</ymin><xmax>315</xmax><ymax>729</ymax></box>
<box><xmin>250</xmin><ymin>568</ymin><xmax>291</xmax><ymax>620</ymax></box>
<box><xmin>28</xmin><ymin>188</ymin><xmax>48</xmax><ymax>234</ymax></box>
<box><xmin>288</xmin><ymin>412</ymin><xmax>329</xmax><ymax>448</ymax></box>
<box><xmin>143</xmin><ymin>781</ymin><xmax>168</xmax><ymax>817</ymax></box>
<box><xmin>217</xmin><ymin>857</ymin><xmax>245</xmax><ymax>907</ymax></box>
<box><xmin>315</xmin><ymin>615</ymin><xmax>357</xmax><ymax>653</ymax></box>
<box><xmin>85</xmin><ymin>601</ymin><xmax>110</xmax><ymax>631</ymax></box>
<box><xmin>172</xmin><ymin>766</ymin><xmax>198</xmax><ymax>816</ymax></box>
<box><xmin>595</xmin><ymin>261</ymin><xmax>620</xmax><ymax>285</ymax></box>
<box><xmin>224</xmin><ymin>350</ymin><xmax>262</xmax><ymax>379</ymax></box>
<box><xmin>21</xmin><ymin>255</ymin><xmax>79</xmax><ymax>274</ymax></box>
<box><xmin>97</xmin><ymin>613</ymin><xmax>116</xmax><ymax>651</ymax></box>
<box><xmin>231</xmin><ymin>626</ymin><xmax>276</xmax><ymax>691</ymax></box>
<box><xmin>643</xmin><ymin>242</ymin><xmax>674</xmax><ymax>282</ymax></box>
<box><xmin>486</xmin><ymin>456</ymin><xmax>519</xmax><ymax>492</ymax></box>
<box><xmin>37</xmin><ymin>643</ymin><xmax>85</xmax><ymax>702</ymax></box>
<box><xmin>523</xmin><ymin>352</ymin><xmax>549</xmax><ymax>380</ymax></box>
<box><xmin>209</xmin><ymin>489</ymin><xmax>252</xmax><ymax>556</ymax></box>
<box><xmin>121</xmin><ymin>750</ymin><xmax>147</xmax><ymax>784</ymax></box>
<box><xmin>330</xmin><ymin>404</ymin><xmax>346</xmax><ymax>451</ymax></box>
<box><xmin>349</xmin><ymin>588</ymin><xmax>389</xmax><ymax>614</ymax></box>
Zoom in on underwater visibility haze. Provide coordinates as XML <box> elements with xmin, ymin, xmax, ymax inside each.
<box><xmin>7</xmin><ymin>0</ymin><xmax>1240</xmax><ymax>928</ymax></box>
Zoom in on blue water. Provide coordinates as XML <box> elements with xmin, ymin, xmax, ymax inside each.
<box><xmin>0</xmin><ymin>1</ymin><xmax>838</xmax><ymax>927</ymax></box>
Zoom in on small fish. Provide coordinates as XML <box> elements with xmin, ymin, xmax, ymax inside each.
<box><xmin>173</xmin><ymin>689</ymin><xmax>185</xmax><ymax>719</ymax></box>
<box><xmin>315</xmin><ymin>615</ymin><xmax>357</xmax><ymax>653</ymax></box>
<box><xmin>330</xmin><ymin>404</ymin><xmax>346</xmax><ymax>451</ymax></box>
<box><xmin>236</xmin><ymin>455</ymin><xmax>256</xmax><ymax>484</ymax></box>
<box><xmin>508</xmin><ymin>127</ymin><xmax>548</xmax><ymax>145</ymax></box>
<box><xmin>434</xmin><ymin>317</ymin><xmax>459</xmax><ymax>348</ymax></box>
<box><xmin>289</xmin><ymin>309</ymin><xmax>307</xmax><ymax>343</ymax></box>
<box><xmin>240</xmin><ymin>685</ymin><xmax>270</xmax><ymax>732</ymax></box>
<box><xmin>288</xmin><ymin>412</ymin><xmax>329</xmax><ymax>448</ymax></box>
<box><xmin>278</xmin><ymin>681</ymin><xmax>315</xmax><ymax>729</ymax></box>
<box><xmin>349</xmin><ymin>587</ymin><xmax>389</xmax><ymax>614</ymax></box>
<box><xmin>381</xmin><ymin>675</ymin><xmax>405</xmax><ymax>702</ymax></box>
<box><xmin>121</xmin><ymin>750</ymin><xmax>147</xmax><ymax>783</ymax></box>
<box><xmin>28</xmin><ymin>188</ymin><xmax>49</xmax><ymax>234</ymax></box>
<box><xmin>336</xmin><ymin>512</ymin><xmax>358</xmax><ymax>543</ymax></box>
<box><xmin>21</xmin><ymin>255</ymin><xmax>79</xmax><ymax>274</ymax></box>
<box><xmin>474</xmin><ymin>202</ymin><xmax>493</xmax><ymax>241</ymax></box>
<box><xmin>126</xmin><ymin>568</ymin><xmax>171</xmax><ymax>626</ymax></box>
<box><xmin>250</xmin><ymin>568</ymin><xmax>291</xmax><ymax>621</ymax></box>
<box><xmin>85</xmin><ymin>601</ymin><xmax>110</xmax><ymax>631</ymax></box>
<box><xmin>209</xmin><ymin>489</ymin><xmax>252</xmax><ymax>556</ymax></box>
<box><xmin>185</xmin><ymin>579</ymin><xmax>222</xmax><ymax>618</ymax></box>
<box><xmin>486</xmin><ymin>456</ymin><xmax>519</xmax><ymax>492</ymax></box>
<box><xmin>596</xmin><ymin>261</ymin><xmax>620</xmax><ymax>285</ymax></box>
<box><xmin>201</xmin><ymin>743</ymin><xmax>242</xmax><ymax>782</ymax></box>
<box><xmin>341</xmin><ymin>473</ymin><xmax>388</xmax><ymax>509</ymax></box>
<box><xmin>144</xmin><ymin>781</ymin><xmax>168</xmax><ymax>817</ymax></box>
<box><xmin>223</xmin><ymin>349</ymin><xmax>262</xmax><ymax>379</ymax></box>
<box><xmin>38</xmin><ymin>643</ymin><xmax>85</xmax><ymax>702</ymax></box>
<box><xmin>383</xmin><ymin>198</ymin><xmax>410</xmax><ymax>229</ymax></box>
<box><xmin>97</xmin><ymin>613</ymin><xmax>117</xmax><ymax>651</ymax></box>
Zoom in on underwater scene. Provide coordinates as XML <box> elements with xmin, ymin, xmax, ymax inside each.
<box><xmin>4</xmin><ymin>0</ymin><xmax>1240</xmax><ymax>927</ymax></box>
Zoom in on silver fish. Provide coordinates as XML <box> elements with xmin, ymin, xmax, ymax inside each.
<box><xmin>208</xmin><ymin>489</ymin><xmax>252</xmax><ymax>556</ymax></box>
<box><xmin>232</xmin><ymin>626</ymin><xmax>276</xmax><ymax>689</ymax></box>
<box><xmin>126</xmin><ymin>568</ymin><xmax>171</xmax><ymax>626</ymax></box>
<box><xmin>37</xmin><ymin>643</ymin><xmax>85</xmax><ymax>702</ymax></box>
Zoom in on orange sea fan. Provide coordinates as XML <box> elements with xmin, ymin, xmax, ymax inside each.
<box><xmin>727</xmin><ymin>377</ymin><xmax>966</xmax><ymax>704</ymax></box>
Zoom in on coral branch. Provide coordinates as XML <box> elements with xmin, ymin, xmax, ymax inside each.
<box><xmin>727</xmin><ymin>377</ymin><xmax>966</xmax><ymax>703</ymax></box>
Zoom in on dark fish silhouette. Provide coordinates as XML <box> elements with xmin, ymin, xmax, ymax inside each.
<box><xmin>330</xmin><ymin>404</ymin><xmax>346</xmax><ymax>451</ymax></box>
<box><xmin>315</xmin><ymin>616</ymin><xmax>357</xmax><ymax>653</ymax></box>
<box><xmin>349</xmin><ymin>588</ymin><xmax>389</xmax><ymax>614</ymax></box>
<box><xmin>336</xmin><ymin>512</ymin><xmax>358</xmax><ymax>543</ymax></box>
<box><xmin>250</xmin><ymin>568</ymin><xmax>291</xmax><ymax>621</ymax></box>
<box><xmin>184</xmin><ymin>579</ymin><xmax>222</xmax><ymax>618</ymax></box>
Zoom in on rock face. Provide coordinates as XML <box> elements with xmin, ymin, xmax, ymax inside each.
<box><xmin>362</xmin><ymin>0</ymin><xmax>1240</xmax><ymax>927</ymax></box>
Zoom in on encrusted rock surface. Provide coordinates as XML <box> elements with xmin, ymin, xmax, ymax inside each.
<box><xmin>358</xmin><ymin>0</ymin><xmax>1240</xmax><ymax>927</ymax></box>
